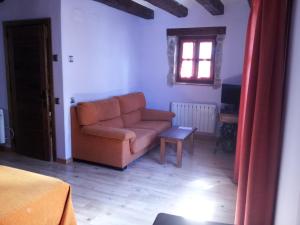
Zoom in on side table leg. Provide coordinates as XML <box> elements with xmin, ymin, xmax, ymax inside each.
<box><xmin>190</xmin><ymin>133</ymin><xmax>194</xmax><ymax>155</ymax></box>
<box><xmin>160</xmin><ymin>138</ymin><xmax>166</xmax><ymax>164</ymax></box>
<box><xmin>176</xmin><ymin>141</ymin><xmax>183</xmax><ymax>168</ymax></box>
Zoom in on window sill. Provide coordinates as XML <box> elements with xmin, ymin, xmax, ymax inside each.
<box><xmin>174</xmin><ymin>81</ymin><xmax>214</xmax><ymax>86</ymax></box>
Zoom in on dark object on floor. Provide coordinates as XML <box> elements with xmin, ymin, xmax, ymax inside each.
<box><xmin>215</xmin><ymin>113</ymin><xmax>238</xmax><ymax>153</ymax></box>
<box><xmin>153</xmin><ymin>213</ymin><xmax>231</xmax><ymax>225</ymax></box>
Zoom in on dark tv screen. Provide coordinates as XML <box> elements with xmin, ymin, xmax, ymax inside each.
<box><xmin>221</xmin><ymin>84</ymin><xmax>241</xmax><ymax>107</ymax></box>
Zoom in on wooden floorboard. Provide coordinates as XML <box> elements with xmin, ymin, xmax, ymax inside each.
<box><xmin>0</xmin><ymin>139</ymin><xmax>236</xmax><ymax>225</ymax></box>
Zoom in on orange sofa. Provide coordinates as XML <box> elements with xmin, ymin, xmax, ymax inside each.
<box><xmin>71</xmin><ymin>92</ymin><xmax>175</xmax><ymax>169</ymax></box>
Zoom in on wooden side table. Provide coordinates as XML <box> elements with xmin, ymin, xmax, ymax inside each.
<box><xmin>215</xmin><ymin>113</ymin><xmax>238</xmax><ymax>153</ymax></box>
<box><xmin>159</xmin><ymin>127</ymin><xmax>197</xmax><ymax>167</ymax></box>
<box><xmin>219</xmin><ymin>113</ymin><xmax>238</xmax><ymax>124</ymax></box>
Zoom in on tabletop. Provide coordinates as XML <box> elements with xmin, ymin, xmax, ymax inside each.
<box><xmin>158</xmin><ymin>127</ymin><xmax>197</xmax><ymax>141</ymax></box>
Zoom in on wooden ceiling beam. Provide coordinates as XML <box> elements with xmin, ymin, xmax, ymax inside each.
<box><xmin>195</xmin><ymin>0</ymin><xmax>224</xmax><ymax>16</ymax></box>
<box><xmin>167</xmin><ymin>26</ymin><xmax>226</xmax><ymax>36</ymax></box>
<box><xmin>144</xmin><ymin>0</ymin><xmax>188</xmax><ymax>18</ymax></box>
<box><xmin>93</xmin><ymin>0</ymin><xmax>154</xmax><ymax>19</ymax></box>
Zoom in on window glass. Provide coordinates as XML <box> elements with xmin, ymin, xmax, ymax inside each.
<box><xmin>199</xmin><ymin>42</ymin><xmax>213</xmax><ymax>59</ymax></box>
<box><xmin>182</xmin><ymin>42</ymin><xmax>194</xmax><ymax>59</ymax></box>
<box><xmin>180</xmin><ymin>60</ymin><xmax>193</xmax><ymax>78</ymax></box>
<box><xmin>197</xmin><ymin>61</ymin><xmax>211</xmax><ymax>78</ymax></box>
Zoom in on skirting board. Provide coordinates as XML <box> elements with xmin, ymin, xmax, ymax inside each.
<box><xmin>56</xmin><ymin>158</ymin><xmax>73</xmax><ymax>164</ymax></box>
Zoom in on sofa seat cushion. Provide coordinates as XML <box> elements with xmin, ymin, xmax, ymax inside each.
<box><xmin>128</xmin><ymin>128</ymin><xmax>156</xmax><ymax>154</ymax></box>
<box><xmin>128</xmin><ymin>121</ymin><xmax>171</xmax><ymax>134</ymax></box>
<box><xmin>97</xmin><ymin>117</ymin><xmax>124</xmax><ymax>128</ymax></box>
<box><xmin>82</xmin><ymin>124</ymin><xmax>136</xmax><ymax>141</ymax></box>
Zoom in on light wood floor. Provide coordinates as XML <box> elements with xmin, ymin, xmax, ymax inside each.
<box><xmin>0</xmin><ymin>139</ymin><xmax>236</xmax><ymax>225</ymax></box>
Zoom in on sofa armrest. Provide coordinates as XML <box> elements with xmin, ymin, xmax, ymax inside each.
<box><xmin>81</xmin><ymin>125</ymin><xmax>136</xmax><ymax>141</ymax></box>
<box><xmin>141</xmin><ymin>108</ymin><xmax>175</xmax><ymax>121</ymax></box>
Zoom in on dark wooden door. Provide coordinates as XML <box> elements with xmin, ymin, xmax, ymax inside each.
<box><xmin>4</xmin><ymin>19</ymin><xmax>56</xmax><ymax>161</ymax></box>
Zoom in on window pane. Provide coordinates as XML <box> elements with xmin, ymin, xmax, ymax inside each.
<box><xmin>199</xmin><ymin>42</ymin><xmax>213</xmax><ymax>59</ymax></box>
<box><xmin>198</xmin><ymin>61</ymin><xmax>211</xmax><ymax>78</ymax></box>
<box><xmin>182</xmin><ymin>42</ymin><xmax>194</xmax><ymax>59</ymax></box>
<box><xmin>180</xmin><ymin>60</ymin><xmax>193</xmax><ymax>78</ymax></box>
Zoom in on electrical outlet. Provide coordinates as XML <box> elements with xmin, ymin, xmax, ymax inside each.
<box><xmin>69</xmin><ymin>56</ymin><xmax>74</xmax><ymax>63</ymax></box>
<box><xmin>53</xmin><ymin>54</ymin><xmax>58</xmax><ymax>62</ymax></box>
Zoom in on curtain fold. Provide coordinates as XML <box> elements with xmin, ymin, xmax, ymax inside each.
<box><xmin>234</xmin><ymin>0</ymin><xmax>292</xmax><ymax>224</ymax></box>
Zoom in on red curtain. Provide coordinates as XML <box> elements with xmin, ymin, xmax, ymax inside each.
<box><xmin>234</xmin><ymin>0</ymin><xmax>292</xmax><ymax>224</ymax></box>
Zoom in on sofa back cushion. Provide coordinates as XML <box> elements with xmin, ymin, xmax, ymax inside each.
<box><xmin>116</xmin><ymin>92</ymin><xmax>146</xmax><ymax>114</ymax></box>
<box><xmin>77</xmin><ymin>98</ymin><xmax>121</xmax><ymax>126</ymax></box>
<box><xmin>122</xmin><ymin>110</ymin><xmax>142</xmax><ymax>127</ymax></box>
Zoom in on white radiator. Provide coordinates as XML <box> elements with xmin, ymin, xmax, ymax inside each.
<box><xmin>0</xmin><ymin>109</ymin><xmax>5</xmax><ymax>144</ymax></box>
<box><xmin>171</xmin><ymin>102</ymin><xmax>217</xmax><ymax>134</ymax></box>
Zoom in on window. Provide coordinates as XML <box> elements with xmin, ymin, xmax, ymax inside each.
<box><xmin>177</xmin><ymin>37</ymin><xmax>216</xmax><ymax>84</ymax></box>
<box><xmin>166</xmin><ymin>27</ymin><xmax>226</xmax><ymax>86</ymax></box>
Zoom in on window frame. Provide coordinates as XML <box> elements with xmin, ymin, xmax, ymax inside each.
<box><xmin>176</xmin><ymin>35</ymin><xmax>217</xmax><ymax>85</ymax></box>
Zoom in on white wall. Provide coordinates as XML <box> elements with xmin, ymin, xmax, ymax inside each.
<box><xmin>275</xmin><ymin>1</ymin><xmax>300</xmax><ymax>224</ymax></box>
<box><xmin>0</xmin><ymin>0</ymin><xmax>66</xmax><ymax>157</ymax></box>
<box><xmin>135</xmin><ymin>0</ymin><xmax>249</xmax><ymax>110</ymax></box>
<box><xmin>60</xmin><ymin>0</ymin><xmax>143</xmax><ymax>159</ymax></box>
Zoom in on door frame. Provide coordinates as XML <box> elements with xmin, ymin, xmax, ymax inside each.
<box><xmin>3</xmin><ymin>18</ymin><xmax>57</xmax><ymax>161</ymax></box>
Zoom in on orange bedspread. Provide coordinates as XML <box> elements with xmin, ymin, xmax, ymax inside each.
<box><xmin>0</xmin><ymin>166</ymin><xmax>77</xmax><ymax>225</ymax></box>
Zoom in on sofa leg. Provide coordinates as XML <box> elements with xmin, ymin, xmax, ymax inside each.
<box><xmin>120</xmin><ymin>166</ymin><xmax>127</xmax><ymax>171</ymax></box>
